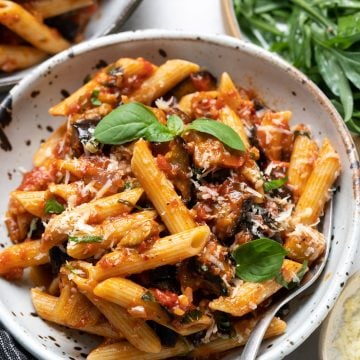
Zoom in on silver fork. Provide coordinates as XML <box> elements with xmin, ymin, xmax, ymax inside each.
<box><xmin>240</xmin><ymin>198</ymin><xmax>334</xmax><ymax>360</ymax></box>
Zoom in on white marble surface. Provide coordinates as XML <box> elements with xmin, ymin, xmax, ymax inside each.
<box><xmin>120</xmin><ymin>1</ymin><xmax>322</xmax><ymax>358</ymax></box>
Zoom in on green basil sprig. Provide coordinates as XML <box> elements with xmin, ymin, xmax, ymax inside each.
<box><xmin>68</xmin><ymin>235</ymin><xmax>103</xmax><ymax>243</ymax></box>
<box><xmin>45</xmin><ymin>199</ymin><xmax>65</xmax><ymax>215</ymax></box>
<box><xmin>94</xmin><ymin>102</ymin><xmax>245</xmax><ymax>151</ymax></box>
<box><xmin>263</xmin><ymin>177</ymin><xmax>288</xmax><ymax>192</ymax></box>
<box><xmin>232</xmin><ymin>238</ymin><xmax>287</xmax><ymax>282</ymax></box>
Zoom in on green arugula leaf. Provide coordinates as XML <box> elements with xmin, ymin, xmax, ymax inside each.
<box><xmin>94</xmin><ymin>102</ymin><xmax>172</xmax><ymax>145</ymax></box>
<box><xmin>90</xmin><ymin>89</ymin><xmax>102</xmax><ymax>106</ymax></box>
<box><xmin>264</xmin><ymin>177</ymin><xmax>288</xmax><ymax>192</ymax></box>
<box><xmin>167</xmin><ymin>114</ymin><xmax>184</xmax><ymax>136</ymax></box>
<box><xmin>275</xmin><ymin>260</ymin><xmax>308</xmax><ymax>289</ymax></box>
<box><xmin>68</xmin><ymin>235</ymin><xmax>103</xmax><ymax>243</ymax></box>
<box><xmin>314</xmin><ymin>44</ymin><xmax>353</xmax><ymax>121</ymax></box>
<box><xmin>45</xmin><ymin>199</ymin><xmax>65</xmax><ymax>214</ymax></box>
<box><xmin>232</xmin><ymin>238</ymin><xmax>287</xmax><ymax>282</ymax></box>
<box><xmin>185</xmin><ymin>119</ymin><xmax>246</xmax><ymax>151</ymax></box>
<box><xmin>232</xmin><ymin>0</ymin><xmax>360</xmax><ymax>134</ymax></box>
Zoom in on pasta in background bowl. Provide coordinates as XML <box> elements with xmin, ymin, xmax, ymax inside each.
<box><xmin>0</xmin><ymin>30</ymin><xmax>359</xmax><ymax>360</ymax></box>
<box><xmin>0</xmin><ymin>0</ymin><xmax>141</xmax><ymax>90</ymax></box>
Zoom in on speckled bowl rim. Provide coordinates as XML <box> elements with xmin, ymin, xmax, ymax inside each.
<box><xmin>1</xmin><ymin>29</ymin><xmax>360</xmax><ymax>360</ymax></box>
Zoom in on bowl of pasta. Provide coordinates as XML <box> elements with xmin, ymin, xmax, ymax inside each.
<box><xmin>0</xmin><ymin>29</ymin><xmax>359</xmax><ymax>360</ymax></box>
<box><xmin>0</xmin><ymin>0</ymin><xmax>141</xmax><ymax>89</ymax></box>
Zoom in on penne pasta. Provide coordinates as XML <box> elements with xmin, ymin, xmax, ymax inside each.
<box><xmin>94</xmin><ymin>277</ymin><xmax>212</xmax><ymax>335</ymax></box>
<box><xmin>33</xmin><ymin>122</ymin><xmax>67</xmax><ymax>167</ymax></box>
<box><xmin>131</xmin><ymin>139</ymin><xmax>196</xmax><ymax>234</ymax></box>
<box><xmin>29</xmin><ymin>0</ymin><xmax>94</xmax><ymax>18</ymax></box>
<box><xmin>68</xmin><ymin>264</ymin><xmax>162</xmax><ymax>354</ymax></box>
<box><xmin>129</xmin><ymin>59</ymin><xmax>200</xmax><ymax>105</ymax></box>
<box><xmin>11</xmin><ymin>190</ymin><xmax>46</xmax><ymax>218</ymax></box>
<box><xmin>287</xmin><ymin>127</ymin><xmax>319</xmax><ymax>201</ymax></box>
<box><xmin>292</xmin><ymin>138</ymin><xmax>341</xmax><ymax>225</ymax></box>
<box><xmin>0</xmin><ymin>240</ymin><xmax>48</xmax><ymax>275</ymax></box>
<box><xmin>190</xmin><ymin>316</ymin><xmax>286</xmax><ymax>358</ymax></box>
<box><xmin>40</xmin><ymin>188</ymin><xmax>143</xmax><ymax>251</ymax></box>
<box><xmin>209</xmin><ymin>259</ymin><xmax>305</xmax><ymax>316</ymax></box>
<box><xmin>31</xmin><ymin>288</ymin><xmax>123</xmax><ymax>339</ymax></box>
<box><xmin>49</xmin><ymin>57</ymin><xmax>157</xmax><ymax>116</ymax></box>
<box><xmin>218</xmin><ymin>105</ymin><xmax>250</xmax><ymax>149</ymax></box>
<box><xmin>94</xmin><ymin>277</ymin><xmax>171</xmax><ymax>324</ymax></box>
<box><xmin>93</xmin><ymin>225</ymin><xmax>210</xmax><ymax>281</ymax></box>
<box><xmin>67</xmin><ymin>210</ymin><xmax>157</xmax><ymax>259</ymax></box>
<box><xmin>87</xmin><ymin>339</ymin><xmax>191</xmax><ymax>360</ymax></box>
<box><xmin>0</xmin><ymin>44</ymin><xmax>47</xmax><ymax>72</ymax></box>
<box><xmin>0</xmin><ymin>1</ymin><xmax>70</xmax><ymax>54</ymax></box>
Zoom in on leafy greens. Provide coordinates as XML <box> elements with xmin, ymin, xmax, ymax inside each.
<box><xmin>233</xmin><ymin>0</ymin><xmax>360</xmax><ymax>134</ymax></box>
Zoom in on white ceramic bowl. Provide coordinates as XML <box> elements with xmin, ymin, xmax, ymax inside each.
<box><xmin>0</xmin><ymin>30</ymin><xmax>359</xmax><ymax>360</ymax></box>
<box><xmin>0</xmin><ymin>0</ymin><xmax>141</xmax><ymax>90</ymax></box>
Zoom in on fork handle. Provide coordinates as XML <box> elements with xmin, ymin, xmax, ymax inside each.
<box><xmin>240</xmin><ymin>311</ymin><xmax>275</xmax><ymax>360</ymax></box>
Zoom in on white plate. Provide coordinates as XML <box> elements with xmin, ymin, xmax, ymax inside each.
<box><xmin>0</xmin><ymin>0</ymin><xmax>141</xmax><ymax>90</ymax></box>
<box><xmin>0</xmin><ymin>30</ymin><xmax>359</xmax><ymax>360</ymax></box>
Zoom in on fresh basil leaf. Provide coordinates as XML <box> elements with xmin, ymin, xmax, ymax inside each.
<box><xmin>90</xmin><ymin>89</ymin><xmax>102</xmax><ymax>106</ymax></box>
<box><xmin>275</xmin><ymin>260</ymin><xmax>308</xmax><ymax>289</ymax></box>
<box><xmin>145</xmin><ymin>122</ymin><xmax>174</xmax><ymax>143</ymax></box>
<box><xmin>141</xmin><ymin>290</ymin><xmax>156</xmax><ymax>302</ymax></box>
<box><xmin>68</xmin><ymin>235</ymin><xmax>103</xmax><ymax>243</ymax></box>
<box><xmin>94</xmin><ymin>102</ymin><xmax>173</xmax><ymax>145</ymax></box>
<box><xmin>232</xmin><ymin>238</ymin><xmax>287</xmax><ymax>282</ymax></box>
<box><xmin>45</xmin><ymin>199</ymin><xmax>65</xmax><ymax>214</ymax></box>
<box><xmin>185</xmin><ymin>119</ymin><xmax>245</xmax><ymax>151</ymax></box>
<box><xmin>167</xmin><ymin>114</ymin><xmax>184</xmax><ymax>136</ymax></box>
<box><xmin>264</xmin><ymin>176</ymin><xmax>288</xmax><ymax>192</ymax></box>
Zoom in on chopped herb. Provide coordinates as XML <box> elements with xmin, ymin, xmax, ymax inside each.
<box><xmin>124</xmin><ymin>182</ymin><xmax>133</xmax><ymax>190</ymax></box>
<box><xmin>232</xmin><ymin>238</ymin><xmax>287</xmax><ymax>282</ymax></box>
<box><xmin>45</xmin><ymin>199</ymin><xmax>65</xmax><ymax>214</ymax></box>
<box><xmin>181</xmin><ymin>309</ymin><xmax>202</xmax><ymax>324</ymax></box>
<box><xmin>90</xmin><ymin>89</ymin><xmax>102</xmax><ymax>106</ymax></box>
<box><xmin>263</xmin><ymin>177</ymin><xmax>288</xmax><ymax>192</ymax></box>
<box><xmin>118</xmin><ymin>198</ymin><xmax>153</xmax><ymax>211</ymax></box>
<box><xmin>141</xmin><ymin>290</ymin><xmax>155</xmax><ymax>302</ymax></box>
<box><xmin>276</xmin><ymin>260</ymin><xmax>308</xmax><ymax>289</ymax></box>
<box><xmin>68</xmin><ymin>235</ymin><xmax>103</xmax><ymax>243</ymax></box>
